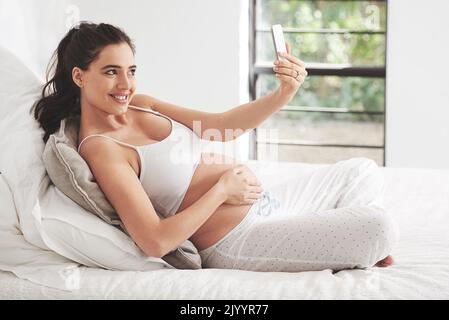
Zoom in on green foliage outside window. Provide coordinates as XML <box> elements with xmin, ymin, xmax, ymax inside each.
<box><xmin>255</xmin><ymin>0</ymin><xmax>386</xmax><ymax>122</ymax></box>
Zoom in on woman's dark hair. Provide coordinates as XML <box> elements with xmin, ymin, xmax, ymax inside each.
<box><xmin>30</xmin><ymin>21</ymin><xmax>135</xmax><ymax>143</ymax></box>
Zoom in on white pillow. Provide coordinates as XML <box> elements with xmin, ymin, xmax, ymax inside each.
<box><xmin>38</xmin><ymin>184</ymin><xmax>173</xmax><ymax>270</ymax></box>
<box><xmin>0</xmin><ymin>46</ymin><xmax>85</xmax><ymax>290</ymax></box>
<box><xmin>0</xmin><ymin>45</ymin><xmax>48</xmax><ymax>249</ymax></box>
<box><xmin>0</xmin><ymin>173</ymin><xmax>81</xmax><ymax>291</ymax></box>
<box><xmin>0</xmin><ymin>45</ymin><xmax>173</xmax><ymax>291</ymax></box>
<box><xmin>0</xmin><ymin>173</ymin><xmax>19</xmax><ymax>231</ymax></box>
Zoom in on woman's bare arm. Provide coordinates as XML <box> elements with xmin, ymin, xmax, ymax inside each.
<box><xmin>130</xmin><ymin>91</ymin><xmax>288</xmax><ymax>142</ymax></box>
<box><xmin>130</xmin><ymin>94</ymin><xmax>224</xmax><ymax>141</ymax></box>
<box><xmin>156</xmin><ymin>183</ymin><xmax>227</xmax><ymax>257</ymax></box>
<box><xmin>219</xmin><ymin>47</ymin><xmax>308</xmax><ymax>140</ymax></box>
<box><xmin>219</xmin><ymin>89</ymin><xmax>291</xmax><ymax>140</ymax></box>
<box><xmin>83</xmin><ymin>137</ymin><xmax>227</xmax><ymax>258</ymax></box>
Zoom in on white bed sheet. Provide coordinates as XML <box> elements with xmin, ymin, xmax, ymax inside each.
<box><xmin>1</xmin><ymin>160</ymin><xmax>449</xmax><ymax>299</ymax></box>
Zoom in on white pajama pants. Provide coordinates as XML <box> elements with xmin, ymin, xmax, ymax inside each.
<box><xmin>199</xmin><ymin>157</ymin><xmax>399</xmax><ymax>272</ymax></box>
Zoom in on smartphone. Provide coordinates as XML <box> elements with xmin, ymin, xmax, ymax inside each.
<box><xmin>271</xmin><ymin>24</ymin><xmax>287</xmax><ymax>61</ymax></box>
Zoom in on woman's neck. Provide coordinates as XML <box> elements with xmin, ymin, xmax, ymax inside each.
<box><xmin>79</xmin><ymin>99</ymin><xmax>132</xmax><ymax>135</ymax></box>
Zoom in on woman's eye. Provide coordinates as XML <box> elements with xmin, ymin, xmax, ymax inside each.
<box><xmin>105</xmin><ymin>69</ymin><xmax>136</xmax><ymax>76</ymax></box>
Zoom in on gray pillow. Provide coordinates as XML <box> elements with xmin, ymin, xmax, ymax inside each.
<box><xmin>42</xmin><ymin>115</ymin><xmax>202</xmax><ymax>270</ymax></box>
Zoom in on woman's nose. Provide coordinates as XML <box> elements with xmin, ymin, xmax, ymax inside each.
<box><xmin>117</xmin><ymin>74</ymin><xmax>132</xmax><ymax>90</ymax></box>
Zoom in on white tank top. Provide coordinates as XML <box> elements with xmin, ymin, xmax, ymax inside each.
<box><xmin>77</xmin><ymin>105</ymin><xmax>202</xmax><ymax>217</ymax></box>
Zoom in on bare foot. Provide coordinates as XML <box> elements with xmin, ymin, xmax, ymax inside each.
<box><xmin>375</xmin><ymin>255</ymin><xmax>394</xmax><ymax>267</ymax></box>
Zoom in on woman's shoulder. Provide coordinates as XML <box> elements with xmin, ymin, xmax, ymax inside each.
<box><xmin>78</xmin><ymin>131</ymin><xmax>129</xmax><ymax>163</ymax></box>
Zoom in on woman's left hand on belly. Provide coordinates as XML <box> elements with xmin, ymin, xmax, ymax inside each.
<box><xmin>239</xmin><ymin>165</ymin><xmax>261</xmax><ymax>186</ymax></box>
<box><xmin>218</xmin><ymin>165</ymin><xmax>264</xmax><ymax>206</ymax></box>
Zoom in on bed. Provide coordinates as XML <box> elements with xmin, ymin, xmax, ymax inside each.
<box><xmin>1</xmin><ymin>160</ymin><xmax>449</xmax><ymax>299</ymax></box>
<box><xmin>1</xmin><ymin>46</ymin><xmax>449</xmax><ymax>300</ymax></box>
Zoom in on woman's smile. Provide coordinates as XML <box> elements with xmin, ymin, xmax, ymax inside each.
<box><xmin>109</xmin><ymin>93</ymin><xmax>130</xmax><ymax>104</ymax></box>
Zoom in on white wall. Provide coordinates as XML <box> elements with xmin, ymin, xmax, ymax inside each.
<box><xmin>386</xmin><ymin>0</ymin><xmax>449</xmax><ymax>169</ymax></box>
<box><xmin>0</xmin><ymin>0</ymin><xmax>71</xmax><ymax>80</ymax></box>
<box><xmin>0</xmin><ymin>0</ymin><xmax>250</xmax><ymax>161</ymax></box>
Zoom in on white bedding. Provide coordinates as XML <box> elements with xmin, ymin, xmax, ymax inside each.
<box><xmin>1</xmin><ymin>160</ymin><xmax>449</xmax><ymax>300</ymax></box>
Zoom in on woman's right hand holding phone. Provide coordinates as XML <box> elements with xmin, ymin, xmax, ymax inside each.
<box><xmin>218</xmin><ymin>165</ymin><xmax>264</xmax><ymax>206</ymax></box>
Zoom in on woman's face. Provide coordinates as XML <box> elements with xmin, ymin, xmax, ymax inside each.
<box><xmin>73</xmin><ymin>42</ymin><xmax>136</xmax><ymax>116</ymax></box>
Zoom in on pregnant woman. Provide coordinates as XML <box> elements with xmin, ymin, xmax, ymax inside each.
<box><xmin>32</xmin><ymin>22</ymin><xmax>397</xmax><ymax>272</ymax></box>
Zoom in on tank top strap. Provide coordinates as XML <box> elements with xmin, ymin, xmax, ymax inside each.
<box><xmin>77</xmin><ymin>134</ymin><xmax>138</xmax><ymax>153</ymax></box>
<box><xmin>128</xmin><ymin>105</ymin><xmax>173</xmax><ymax>123</ymax></box>
<box><xmin>128</xmin><ymin>105</ymin><xmax>158</xmax><ymax>114</ymax></box>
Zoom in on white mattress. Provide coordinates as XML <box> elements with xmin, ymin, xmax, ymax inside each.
<box><xmin>1</xmin><ymin>160</ymin><xmax>449</xmax><ymax>299</ymax></box>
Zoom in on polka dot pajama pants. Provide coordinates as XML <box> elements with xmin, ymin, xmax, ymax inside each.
<box><xmin>199</xmin><ymin>157</ymin><xmax>399</xmax><ymax>272</ymax></box>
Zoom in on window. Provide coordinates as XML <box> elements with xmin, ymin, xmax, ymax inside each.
<box><xmin>249</xmin><ymin>0</ymin><xmax>387</xmax><ymax>165</ymax></box>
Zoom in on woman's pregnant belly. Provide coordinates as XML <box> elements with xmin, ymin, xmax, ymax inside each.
<box><xmin>177</xmin><ymin>152</ymin><xmax>257</xmax><ymax>251</ymax></box>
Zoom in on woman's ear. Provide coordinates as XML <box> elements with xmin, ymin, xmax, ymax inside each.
<box><xmin>72</xmin><ymin>67</ymin><xmax>84</xmax><ymax>88</ymax></box>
